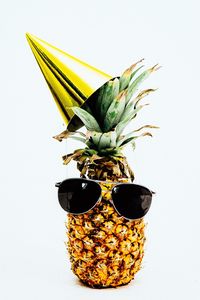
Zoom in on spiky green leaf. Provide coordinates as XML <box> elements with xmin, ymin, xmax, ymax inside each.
<box><xmin>119</xmin><ymin>59</ymin><xmax>144</xmax><ymax>92</ymax></box>
<box><xmin>116</xmin><ymin>104</ymin><xmax>147</xmax><ymax>137</ymax></box>
<box><xmin>110</xmin><ymin>131</ymin><xmax>117</xmax><ymax>148</ymax></box>
<box><xmin>129</xmin><ymin>65</ymin><xmax>144</xmax><ymax>81</ymax></box>
<box><xmin>133</xmin><ymin>89</ymin><xmax>157</xmax><ymax>108</ymax></box>
<box><xmin>119</xmin><ymin>132</ymin><xmax>153</xmax><ymax>147</ymax></box>
<box><xmin>125</xmin><ymin>65</ymin><xmax>160</xmax><ymax>104</ymax></box>
<box><xmin>100</xmin><ymin>78</ymin><xmax>119</xmax><ymax>117</ymax></box>
<box><xmin>98</xmin><ymin>132</ymin><xmax>113</xmax><ymax>149</ymax></box>
<box><xmin>88</xmin><ymin>131</ymin><xmax>103</xmax><ymax>148</ymax></box>
<box><xmin>71</xmin><ymin>107</ymin><xmax>102</xmax><ymax>132</ymax></box>
<box><xmin>99</xmin><ymin>131</ymin><xmax>117</xmax><ymax>149</ymax></box>
<box><xmin>115</xmin><ymin>118</ymin><xmax>130</xmax><ymax>137</ymax></box>
<box><xmin>103</xmin><ymin>91</ymin><xmax>126</xmax><ymax>132</ymax></box>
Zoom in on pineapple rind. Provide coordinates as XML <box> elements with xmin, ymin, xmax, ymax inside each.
<box><xmin>66</xmin><ymin>181</ymin><xmax>145</xmax><ymax>288</ymax></box>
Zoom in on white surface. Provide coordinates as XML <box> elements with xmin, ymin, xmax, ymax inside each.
<box><xmin>0</xmin><ymin>0</ymin><xmax>200</xmax><ymax>299</ymax></box>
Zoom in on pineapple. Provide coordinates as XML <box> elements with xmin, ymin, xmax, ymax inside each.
<box><xmin>54</xmin><ymin>60</ymin><xmax>159</xmax><ymax>288</ymax></box>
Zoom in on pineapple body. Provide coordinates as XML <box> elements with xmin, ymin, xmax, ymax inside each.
<box><xmin>66</xmin><ymin>180</ymin><xmax>145</xmax><ymax>288</ymax></box>
<box><xmin>59</xmin><ymin>60</ymin><xmax>159</xmax><ymax>288</ymax></box>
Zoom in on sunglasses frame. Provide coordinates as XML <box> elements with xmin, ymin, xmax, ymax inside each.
<box><xmin>56</xmin><ymin>178</ymin><xmax>154</xmax><ymax>221</ymax></box>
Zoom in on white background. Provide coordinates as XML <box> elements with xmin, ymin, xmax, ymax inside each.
<box><xmin>0</xmin><ymin>0</ymin><xmax>200</xmax><ymax>299</ymax></box>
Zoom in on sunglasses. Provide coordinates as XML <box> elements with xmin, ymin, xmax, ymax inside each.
<box><xmin>55</xmin><ymin>178</ymin><xmax>154</xmax><ymax>221</ymax></box>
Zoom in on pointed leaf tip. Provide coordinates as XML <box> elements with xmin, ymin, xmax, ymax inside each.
<box><xmin>142</xmin><ymin>132</ymin><xmax>153</xmax><ymax>137</ymax></box>
<box><xmin>129</xmin><ymin>58</ymin><xmax>145</xmax><ymax>71</ymax></box>
<box><xmin>133</xmin><ymin>125</ymin><xmax>160</xmax><ymax>133</ymax></box>
<box><xmin>149</xmin><ymin>64</ymin><xmax>161</xmax><ymax>72</ymax></box>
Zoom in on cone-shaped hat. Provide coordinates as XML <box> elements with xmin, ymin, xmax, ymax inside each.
<box><xmin>26</xmin><ymin>33</ymin><xmax>112</xmax><ymax>130</ymax></box>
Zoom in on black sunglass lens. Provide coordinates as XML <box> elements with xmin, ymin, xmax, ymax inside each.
<box><xmin>58</xmin><ymin>179</ymin><xmax>101</xmax><ymax>214</ymax></box>
<box><xmin>112</xmin><ymin>184</ymin><xmax>152</xmax><ymax>220</ymax></box>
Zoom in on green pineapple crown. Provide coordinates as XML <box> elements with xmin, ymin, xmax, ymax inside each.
<box><xmin>54</xmin><ymin>59</ymin><xmax>160</xmax><ymax>156</ymax></box>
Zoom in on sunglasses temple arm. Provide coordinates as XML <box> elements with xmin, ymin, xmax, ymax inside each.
<box><xmin>55</xmin><ymin>182</ymin><xmax>61</xmax><ymax>188</ymax></box>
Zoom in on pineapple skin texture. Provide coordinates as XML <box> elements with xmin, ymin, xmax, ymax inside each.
<box><xmin>66</xmin><ymin>182</ymin><xmax>145</xmax><ymax>288</ymax></box>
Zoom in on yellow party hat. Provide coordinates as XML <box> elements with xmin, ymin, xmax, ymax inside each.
<box><xmin>26</xmin><ymin>33</ymin><xmax>112</xmax><ymax>130</ymax></box>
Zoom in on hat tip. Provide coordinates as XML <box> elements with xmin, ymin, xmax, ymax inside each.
<box><xmin>26</xmin><ymin>32</ymin><xmax>36</xmax><ymax>42</ymax></box>
<box><xmin>26</xmin><ymin>32</ymin><xmax>31</xmax><ymax>40</ymax></box>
